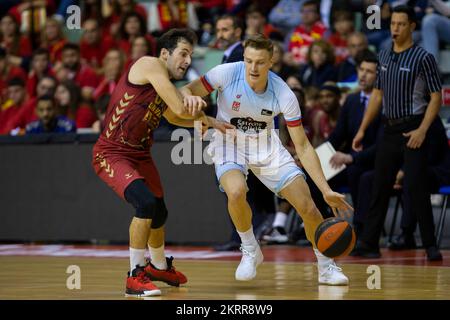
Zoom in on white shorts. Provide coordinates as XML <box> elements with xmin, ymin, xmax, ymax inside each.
<box><xmin>208</xmin><ymin>131</ymin><xmax>306</xmax><ymax>196</ymax></box>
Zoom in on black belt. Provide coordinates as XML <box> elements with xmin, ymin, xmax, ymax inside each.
<box><xmin>385</xmin><ymin>115</ymin><xmax>423</xmax><ymax>126</ymax></box>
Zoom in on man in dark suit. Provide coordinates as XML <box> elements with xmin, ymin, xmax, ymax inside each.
<box><xmin>215</xmin><ymin>14</ymin><xmax>244</xmax><ymax>64</ymax></box>
<box><xmin>324</xmin><ymin>49</ymin><xmax>381</xmax><ymax>234</ymax></box>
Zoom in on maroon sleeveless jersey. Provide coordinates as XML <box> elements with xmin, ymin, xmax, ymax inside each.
<box><xmin>97</xmin><ymin>63</ymin><xmax>168</xmax><ymax>153</ymax></box>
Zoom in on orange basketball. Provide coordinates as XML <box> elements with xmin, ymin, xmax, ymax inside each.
<box><xmin>315</xmin><ymin>217</ymin><xmax>356</xmax><ymax>258</ymax></box>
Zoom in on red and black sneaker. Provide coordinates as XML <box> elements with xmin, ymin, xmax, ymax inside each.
<box><xmin>125</xmin><ymin>265</ymin><xmax>161</xmax><ymax>297</ymax></box>
<box><xmin>144</xmin><ymin>256</ymin><xmax>187</xmax><ymax>287</ymax></box>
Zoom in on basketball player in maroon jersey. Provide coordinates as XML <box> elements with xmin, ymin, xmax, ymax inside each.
<box><xmin>92</xmin><ymin>29</ymin><xmax>233</xmax><ymax>297</ymax></box>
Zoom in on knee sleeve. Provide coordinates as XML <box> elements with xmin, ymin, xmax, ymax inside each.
<box><xmin>151</xmin><ymin>198</ymin><xmax>168</xmax><ymax>229</ymax></box>
<box><xmin>124</xmin><ymin>179</ymin><xmax>156</xmax><ymax>219</ymax></box>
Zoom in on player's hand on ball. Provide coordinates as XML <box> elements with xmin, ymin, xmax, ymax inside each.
<box><xmin>183</xmin><ymin>95</ymin><xmax>207</xmax><ymax>116</ymax></box>
<box><xmin>323</xmin><ymin>190</ymin><xmax>354</xmax><ymax>218</ymax></box>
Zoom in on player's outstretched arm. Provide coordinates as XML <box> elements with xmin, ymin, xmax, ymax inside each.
<box><xmin>180</xmin><ymin>78</ymin><xmax>211</xmax><ymax>98</ymax></box>
<box><xmin>129</xmin><ymin>57</ymin><xmax>205</xmax><ymax>119</ymax></box>
<box><xmin>163</xmin><ymin>108</ymin><xmax>201</xmax><ymax>127</ymax></box>
<box><xmin>180</xmin><ymin>78</ymin><xmax>214</xmax><ymax>116</ymax></box>
<box><xmin>288</xmin><ymin>125</ymin><xmax>353</xmax><ymax>216</ymax></box>
<box><xmin>163</xmin><ymin>108</ymin><xmax>235</xmax><ymax>134</ymax></box>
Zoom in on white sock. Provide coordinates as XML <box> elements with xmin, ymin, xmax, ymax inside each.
<box><xmin>273</xmin><ymin>212</ymin><xmax>288</xmax><ymax>228</ymax></box>
<box><xmin>129</xmin><ymin>247</ymin><xmax>146</xmax><ymax>272</ymax></box>
<box><xmin>313</xmin><ymin>248</ymin><xmax>333</xmax><ymax>267</ymax></box>
<box><xmin>237</xmin><ymin>226</ymin><xmax>258</xmax><ymax>247</ymax></box>
<box><xmin>149</xmin><ymin>244</ymin><xmax>167</xmax><ymax>270</ymax></box>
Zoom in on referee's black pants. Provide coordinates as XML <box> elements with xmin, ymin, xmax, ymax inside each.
<box><xmin>361</xmin><ymin>117</ymin><xmax>437</xmax><ymax>249</ymax></box>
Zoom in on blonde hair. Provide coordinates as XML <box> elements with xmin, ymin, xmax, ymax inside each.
<box><xmin>243</xmin><ymin>34</ymin><xmax>273</xmax><ymax>57</ymax></box>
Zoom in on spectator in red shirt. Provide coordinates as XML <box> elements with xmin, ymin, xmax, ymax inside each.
<box><xmin>285</xmin><ymin>0</ymin><xmax>328</xmax><ymax>66</ymax></box>
<box><xmin>81</xmin><ymin>0</ymin><xmax>104</xmax><ymax>22</ymax></box>
<box><xmin>0</xmin><ymin>47</ymin><xmax>27</xmax><ymax>104</ymax></box>
<box><xmin>26</xmin><ymin>48</ymin><xmax>54</xmax><ymax>98</ymax></box>
<box><xmin>91</xmin><ymin>93</ymin><xmax>110</xmax><ymax>133</ymax></box>
<box><xmin>94</xmin><ymin>49</ymin><xmax>125</xmax><ymax>102</ymax></box>
<box><xmin>117</xmin><ymin>12</ymin><xmax>156</xmax><ymax>56</ymax></box>
<box><xmin>328</xmin><ymin>11</ymin><xmax>354</xmax><ymax>64</ymax></box>
<box><xmin>55</xmin><ymin>80</ymin><xmax>97</xmax><ymax>129</ymax></box>
<box><xmin>80</xmin><ymin>19</ymin><xmax>116</xmax><ymax>72</ymax></box>
<box><xmin>312</xmin><ymin>82</ymin><xmax>341</xmax><ymax>146</ymax></box>
<box><xmin>109</xmin><ymin>0</ymin><xmax>148</xmax><ymax>37</ymax></box>
<box><xmin>148</xmin><ymin>0</ymin><xmax>199</xmax><ymax>35</ymax></box>
<box><xmin>8</xmin><ymin>0</ymin><xmax>56</xmax><ymax>33</ymax></box>
<box><xmin>113</xmin><ymin>0</ymin><xmax>148</xmax><ymax>20</ymax></box>
<box><xmin>0</xmin><ymin>14</ymin><xmax>33</xmax><ymax>59</ymax></box>
<box><xmin>57</xmin><ymin>43</ymin><xmax>100</xmax><ymax>101</ymax></box>
<box><xmin>244</xmin><ymin>4</ymin><xmax>279</xmax><ymax>40</ymax></box>
<box><xmin>0</xmin><ymin>77</ymin><xmax>27</xmax><ymax>135</ymax></box>
<box><xmin>40</xmin><ymin>17</ymin><xmax>67</xmax><ymax>64</ymax></box>
<box><xmin>125</xmin><ymin>35</ymin><xmax>155</xmax><ymax>69</ymax></box>
<box><xmin>81</xmin><ymin>0</ymin><xmax>116</xmax><ymax>39</ymax></box>
<box><xmin>4</xmin><ymin>75</ymin><xmax>57</xmax><ymax>134</ymax></box>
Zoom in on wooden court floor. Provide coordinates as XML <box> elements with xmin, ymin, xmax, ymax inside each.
<box><xmin>1</xmin><ymin>245</ymin><xmax>449</xmax><ymax>300</ymax></box>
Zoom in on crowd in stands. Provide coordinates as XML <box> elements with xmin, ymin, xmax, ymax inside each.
<box><xmin>0</xmin><ymin>0</ymin><xmax>449</xmax><ymax>136</ymax></box>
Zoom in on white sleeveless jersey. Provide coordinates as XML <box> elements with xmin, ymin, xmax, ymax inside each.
<box><xmin>201</xmin><ymin>62</ymin><xmax>306</xmax><ymax>191</ymax></box>
<box><xmin>201</xmin><ymin>62</ymin><xmax>302</xmax><ymax>136</ymax></box>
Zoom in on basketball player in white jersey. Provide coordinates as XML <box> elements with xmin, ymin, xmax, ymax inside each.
<box><xmin>181</xmin><ymin>35</ymin><xmax>352</xmax><ymax>285</ymax></box>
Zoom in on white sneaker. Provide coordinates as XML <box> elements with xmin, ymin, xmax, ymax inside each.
<box><xmin>262</xmin><ymin>227</ymin><xmax>289</xmax><ymax>244</ymax></box>
<box><xmin>235</xmin><ymin>244</ymin><xmax>264</xmax><ymax>281</ymax></box>
<box><xmin>318</xmin><ymin>261</ymin><xmax>349</xmax><ymax>285</ymax></box>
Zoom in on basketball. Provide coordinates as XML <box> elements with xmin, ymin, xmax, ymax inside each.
<box><xmin>315</xmin><ymin>217</ymin><xmax>356</xmax><ymax>258</ymax></box>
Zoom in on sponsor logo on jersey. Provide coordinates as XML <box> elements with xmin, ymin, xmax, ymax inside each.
<box><xmin>230</xmin><ymin>117</ymin><xmax>267</xmax><ymax>133</ymax></box>
<box><xmin>144</xmin><ymin>94</ymin><xmax>167</xmax><ymax>130</ymax></box>
<box><xmin>261</xmin><ymin>109</ymin><xmax>273</xmax><ymax>116</ymax></box>
<box><xmin>232</xmin><ymin>101</ymin><xmax>241</xmax><ymax>111</ymax></box>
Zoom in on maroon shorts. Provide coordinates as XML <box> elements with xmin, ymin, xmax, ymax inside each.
<box><xmin>92</xmin><ymin>143</ymin><xmax>164</xmax><ymax>200</ymax></box>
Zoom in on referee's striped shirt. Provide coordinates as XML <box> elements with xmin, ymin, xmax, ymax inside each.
<box><xmin>375</xmin><ymin>44</ymin><xmax>442</xmax><ymax>120</ymax></box>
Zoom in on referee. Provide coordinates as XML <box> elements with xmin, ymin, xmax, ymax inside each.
<box><xmin>352</xmin><ymin>5</ymin><xmax>443</xmax><ymax>261</ymax></box>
